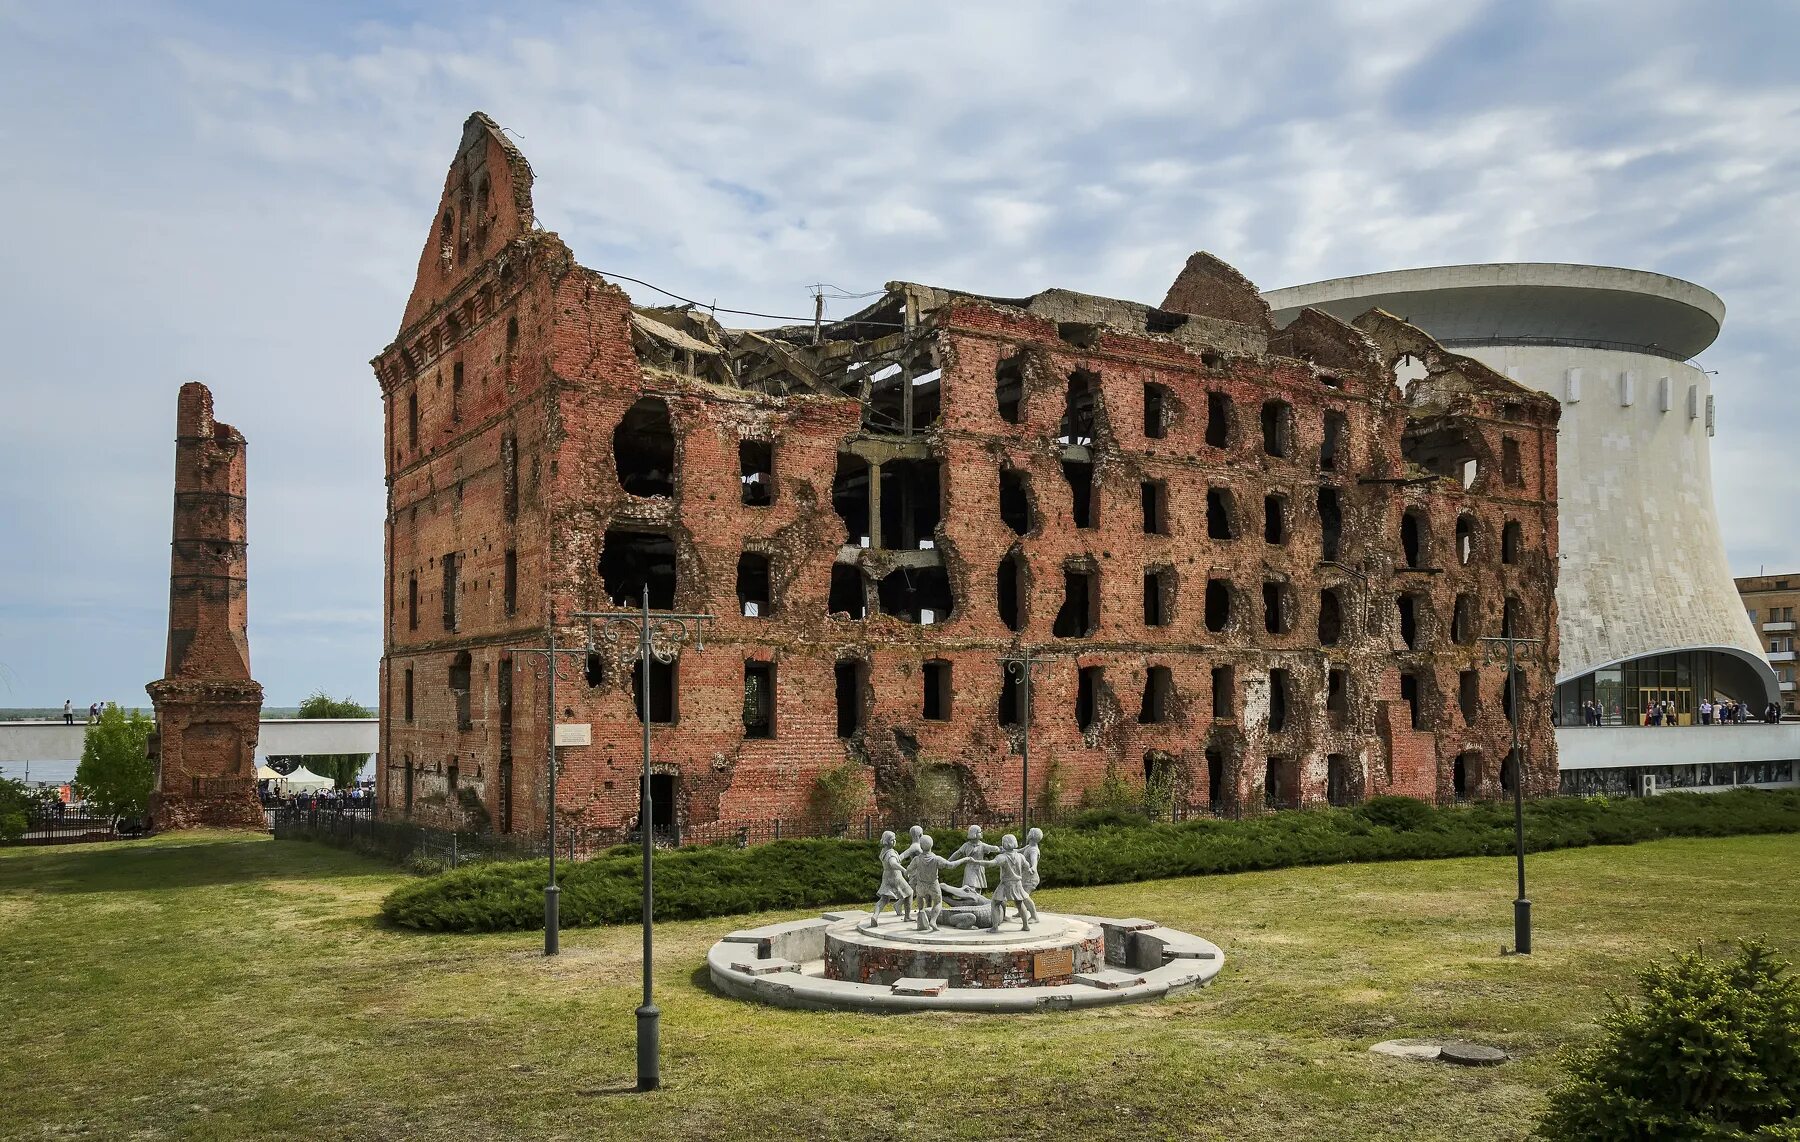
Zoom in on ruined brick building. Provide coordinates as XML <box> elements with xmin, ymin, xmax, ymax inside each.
<box><xmin>373</xmin><ymin>113</ymin><xmax>1559</xmax><ymax>843</ymax></box>
<box><xmin>147</xmin><ymin>382</ymin><xmax>267</xmax><ymax>830</ymax></box>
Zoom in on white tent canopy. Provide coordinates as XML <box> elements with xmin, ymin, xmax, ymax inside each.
<box><xmin>280</xmin><ymin>766</ymin><xmax>334</xmax><ymax>792</ymax></box>
<box><xmin>255</xmin><ymin>765</ymin><xmax>284</xmax><ymax>782</ymax></box>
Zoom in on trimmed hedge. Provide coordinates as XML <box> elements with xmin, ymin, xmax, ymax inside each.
<box><xmin>379</xmin><ymin>789</ymin><xmax>1800</xmax><ymax>933</ymax></box>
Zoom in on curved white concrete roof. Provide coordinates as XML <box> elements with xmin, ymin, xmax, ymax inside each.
<box><xmin>1264</xmin><ymin>264</ymin><xmax>1724</xmax><ymax>361</ymax></box>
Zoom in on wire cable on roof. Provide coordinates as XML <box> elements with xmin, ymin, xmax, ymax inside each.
<box><xmin>595</xmin><ymin>269</ymin><xmax>903</xmax><ymax>327</ymax></box>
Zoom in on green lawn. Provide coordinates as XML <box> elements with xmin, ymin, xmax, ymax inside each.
<box><xmin>2</xmin><ymin>832</ymin><xmax>1797</xmax><ymax>1141</ymax></box>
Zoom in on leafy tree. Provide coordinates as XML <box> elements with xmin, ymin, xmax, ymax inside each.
<box><xmin>74</xmin><ymin>705</ymin><xmax>154</xmax><ymax>826</ymax></box>
<box><xmin>270</xmin><ymin>691</ymin><xmax>373</xmax><ymax>789</ymax></box>
<box><xmin>0</xmin><ymin>770</ymin><xmax>37</xmax><ymax>841</ymax></box>
<box><xmin>1538</xmin><ymin>939</ymin><xmax>1800</xmax><ymax>1140</ymax></box>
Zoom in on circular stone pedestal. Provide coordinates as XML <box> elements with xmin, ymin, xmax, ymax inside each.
<box><xmin>826</xmin><ymin>913</ymin><xmax>1103</xmax><ymax>989</ymax></box>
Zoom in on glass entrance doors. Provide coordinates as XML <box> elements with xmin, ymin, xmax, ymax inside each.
<box><xmin>1637</xmin><ymin>687</ymin><xmax>1692</xmax><ymax>725</ymax></box>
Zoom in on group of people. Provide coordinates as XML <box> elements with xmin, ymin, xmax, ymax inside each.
<box><xmin>263</xmin><ymin>785</ymin><xmax>375</xmax><ymax>812</ymax></box>
<box><xmin>60</xmin><ymin>700</ymin><xmax>106</xmax><ymax>725</ymax></box>
<box><xmin>1575</xmin><ymin>698</ymin><xmax>1783</xmax><ymax>727</ymax></box>
<box><xmin>867</xmin><ymin>824</ymin><xmax>1043</xmax><ymax>933</ymax></box>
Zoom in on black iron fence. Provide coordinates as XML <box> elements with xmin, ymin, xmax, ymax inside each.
<box><xmin>2</xmin><ymin>810</ymin><xmax>149</xmax><ymax>846</ymax></box>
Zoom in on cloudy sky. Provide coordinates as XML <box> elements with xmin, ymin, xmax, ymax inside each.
<box><xmin>2</xmin><ymin>0</ymin><xmax>1797</xmax><ymax>708</ymax></box>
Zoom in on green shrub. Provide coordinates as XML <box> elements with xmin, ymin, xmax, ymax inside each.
<box><xmin>380</xmin><ymin>788</ymin><xmax>1800</xmax><ymax>933</ymax></box>
<box><xmin>1538</xmin><ymin>940</ymin><xmax>1800</xmax><ymax>1140</ymax></box>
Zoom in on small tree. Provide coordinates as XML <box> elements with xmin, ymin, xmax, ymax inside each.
<box><xmin>0</xmin><ymin>770</ymin><xmax>36</xmax><ymax>841</ymax></box>
<box><xmin>74</xmin><ymin>705</ymin><xmax>154</xmax><ymax>826</ymax></box>
<box><xmin>1537</xmin><ymin>939</ymin><xmax>1800</xmax><ymax>1140</ymax></box>
<box><xmin>279</xmin><ymin>691</ymin><xmax>373</xmax><ymax>789</ymax></box>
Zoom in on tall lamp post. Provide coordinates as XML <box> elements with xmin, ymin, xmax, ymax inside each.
<box><xmin>509</xmin><ymin>618</ymin><xmax>592</xmax><ymax>956</ymax></box>
<box><xmin>1481</xmin><ymin>632</ymin><xmax>1542</xmax><ymax>955</ymax></box>
<box><xmin>577</xmin><ymin>585</ymin><xmax>710</xmax><ymax>1094</ymax></box>
<box><xmin>997</xmin><ymin>647</ymin><xmax>1051</xmax><ymax>828</ymax></box>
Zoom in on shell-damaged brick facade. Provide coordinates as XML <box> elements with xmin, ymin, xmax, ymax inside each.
<box><xmin>373</xmin><ymin>113</ymin><xmax>1560</xmax><ymax>844</ymax></box>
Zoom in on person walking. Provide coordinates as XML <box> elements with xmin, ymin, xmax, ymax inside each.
<box><xmin>1700</xmin><ymin>699</ymin><xmax>1713</xmax><ymax>726</ymax></box>
<box><xmin>62</xmin><ymin>700</ymin><xmax>73</xmax><ymax>725</ymax></box>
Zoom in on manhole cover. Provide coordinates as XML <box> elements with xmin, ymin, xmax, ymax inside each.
<box><xmin>1369</xmin><ymin>1039</ymin><xmax>1442</xmax><ymax>1061</ymax></box>
<box><xmin>1440</xmin><ymin>1041</ymin><xmax>1506</xmax><ymax>1066</ymax></box>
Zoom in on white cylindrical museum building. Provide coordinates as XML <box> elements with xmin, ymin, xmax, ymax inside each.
<box><xmin>1264</xmin><ymin>264</ymin><xmax>1778</xmax><ymax>734</ymax></box>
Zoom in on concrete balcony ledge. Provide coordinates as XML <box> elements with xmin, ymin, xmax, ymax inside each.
<box><xmin>1557</xmin><ymin>723</ymin><xmax>1800</xmax><ymax>771</ymax></box>
<box><xmin>1761</xmin><ymin>621</ymin><xmax>1796</xmax><ymax>633</ymax></box>
<box><xmin>1769</xmin><ymin>651</ymin><xmax>1796</xmax><ymax>663</ymax></box>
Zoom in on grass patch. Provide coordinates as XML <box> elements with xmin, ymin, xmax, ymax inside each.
<box><xmin>379</xmin><ymin>789</ymin><xmax>1800</xmax><ymax>932</ymax></box>
<box><xmin>2</xmin><ymin>829</ymin><xmax>1798</xmax><ymax>1139</ymax></box>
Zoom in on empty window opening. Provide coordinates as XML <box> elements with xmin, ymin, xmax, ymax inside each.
<box><xmin>880</xmin><ymin>459</ymin><xmax>943</xmax><ymax>550</ymax></box>
<box><xmin>1327</xmin><ymin>754</ymin><xmax>1353</xmax><ymax>806</ymax></box>
<box><xmin>1402</xmin><ymin>421</ymin><xmax>1481</xmax><ymax>483</ymax></box>
<box><xmin>999</xmin><ymin>665</ymin><xmax>1025</xmax><ymax>727</ymax></box>
<box><xmin>1320</xmin><ymin>410</ymin><xmax>1346</xmax><ymax>470</ymax></box>
<box><xmin>832</xmin><ymin>454</ymin><xmax>872</xmax><ymax>547</ymax></box>
<box><xmin>1207</xmin><ymin>487</ymin><xmax>1237</xmax><ymax>540</ymax></box>
<box><xmin>600</xmin><ymin>530</ymin><xmax>677</xmax><ymax>608</ymax></box>
<box><xmin>1452</xmin><ymin>593</ymin><xmax>1475</xmax><ymax>644</ymax></box>
<box><xmin>1455</xmin><ymin>514</ymin><xmax>1475</xmax><ymax>565</ymax></box>
<box><xmin>1053</xmin><ymin>564</ymin><xmax>1099</xmax><ymax>638</ymax></box>
<box><xmin>1205</xmin><ymin>579</ymin><xmax>1232</xmax><ymax>633</ymax></box>
<box><xmin>1264</xmin><ymin>494</ymin><xmax>1288</xmax><ymax>544</ymax></box>
<box><xmin>1143</xmin><ymin>382</ymin><xmax>1169</xmax><ymax>438</ymax></box>
<box><xmin>999</xmin><ymin>465</ymin><xmax>1033</xmax><ymax>535</ymax></box>
<box><xmin>1263</xmin><ymin>581</ymin><xmax>1291</xmax><ymax>634</ymax></box>
<box><xmin>403</xmin><ymin>668</ymin><xmax>414</xmax><ymax>722</ymax></box>
<box><xmin>614</xmin><ymin>396</ymin><xmax>676</xmax><ymax>497</ymax></box>
<box><xmin>1211</xmin><ymin>666</ymin><xmax>1235</xmax><ymax>720</ymax></box>
<box><xmin>1059</xmin><ymin>369</ymin><xmax>1098</xmax><ymax>446</ymax></box>
<box><xmin>736</xmin><ymin>552</ymin><xmax>772</xmax><ymax>617</ymax></box>
<box><xmin>1397</xmin><ymin>594</ymin><xmax>1421</xmax><ymax>649</ymax></box>
<box><xmin>1206</xmin><ymin>745</ymin><xmax>1226</xmax><ymax>808</ymax></box>
<box><xmin>1502</xmin><ymin>595</ymin><xmax>1523</xmax><ymax>639</ymax></box>
<box><xmin>1502</xmin><ymin>520</ymin><xmax>1523</xmax><ymax>564</ymax></box>
<box><xmin>407</xmin><ymin>391</ymin><xmax>419</xmax><ymax>450</ymax></box>
<box><xmin>1205</xmin><ymin>392</ymin><xmax>1232</xmax><ymax>448</ymax></box>
<box><xmin>1459</xmin><ymin>670</ymin><xmax>1481</xmax><ymax>725</ymax></box>
<box><xmin>1327</xmin><ymin>668</ymin><xmax>1348</xmax><ymax>728</ymax></box>
<box><xmin>1400</xmin><ymin>509</ymin><xmax>1425</xmax><ymax>568</ymax></box>
<box><xmin>1063</xmin><ymin>461</ymin><xmax>1096</xmax><ymax>529</ymax></box>
<box><xmin>1453</xmin><ymin>751</ymin><xmax>1478</xmax><ymax>799</ymax></box>
<box><xmin>743</xmin><ymin>661</ymin><xmax>775</xmax><ymax>739</ymax></box>
<box><xmin>828</xmin><ymin>563</ymin><xmax>867</xmax><ymax>620</ymax></box>
<box><xmin>646</xmin><ymin>773</ymin><xmax>676</xmax><ymax>832</ymax></box>
<box><xmin>1057</xmin><ymin>322</ymin><xmax>1101</xmax><ymax>349</ymax></box>
<box><xmin>505</xmin><ymin>316</ymin><xmax>518</xmax><ymax>356</ymax></box>
<box><xmin>1265</xmin><ymin>756</ymin><xmax>1294</xmax><ymax>808</ymax></box>
<box><xmin>923</xmin><ymin>660</ymin><xmax>952</xmax><ymax>721</ymax></box>
<box><xmin>739</xmin><ymin>441</ymin><xmax>775</xmax><ymax>506</ymax></box>
<box><xmin>1400</xmin><ymin>671</ymin><xmax>1423</xmax><ymax>730</ymax></box>
<box><xmin>451</xmin><ymin>362</ymin><xmax>464</xmax><ymax>423</ymax></box>
<box><xmin>1501</xmin><ymin>436</ymin><xmax>1523</xmax><ymax>487</ymax></box>
<box><xmin>450</xmin><ymin>651</ymin><xmax>472</xmax><ymax>731</ymax></box>
<box><xmin>1318</xmin><ymin>587</ymin><xmax>1344</xmax><ymax>645</ymax></box>
<box><xmin>407</xmin><ymin>573</ymin><xmax>418</xmax><ymax>630</ymax></box>
<box><xmin>1141</xmin><ymin>480</ymin><xmax>1168</xmax><ymax>535</ymax></box>
<box><xmin>1501</xmin><ymin>748</ymin><xmax>1520</xmax><ymax>793</ymax></box>
<box><xmin>503</xmin><ymin>548</ymin><xmax>517</xmax><ymax>616</ymax></box>
<box><xmin>998</xmin><ymin>550</ymin><xmax>1026</xmax><ymax>632</ymax></box>
<box><xmin>1144</xmin><ymin>566</ymin><xmax>1173</xmax><ymax>628</ymax></box>
<box><xmin>1320</xmin><ymin>372</ymin><xmax>1345</xmax><ymax>390</ymax></box>
<box><xmin>442</xmin><ymin>552</ymin><xmax>459</xmax><ymax>631</ymax></box>
<box><xmin>834</xmin><ymin>660</ymin><xmax>866</xmax><ymax>738</ymax></box>
<box><xmin>1318</xmin><ymin>488</ymin><xmax>1343</xmax><ymax>562</ymax></box>
<box><xmin>1268</xmin><ymin>669</ymin><xmax>1292</xmax><ymax>732</ymax></box>
<box><xmin>995</xmin><ymin>349</ymin><xmax>1026</xmax><ymax>424</ymax></box>
<box><xmin>1076</xmin><ymin>666</ymin><xmax>1102</xmax><ymax>731</ymax></box>
<box><xmin>631</xmin><ymin>657</ymin><xmax>677</xmax><ymax>724</ymax></box>
<box><xmin>877</xmin><ymin>566</ymin><xmax>954</xmax><ymax>625</ymax></box>
<box><xmin>1139</xmin><ymin>666</ymin><xmax>1175</xmax><ymax>724</ymax></box>
<box><xmin>1502</xmin><ymin>669</ymin><xmax>1522</xmax><ymax>723</ymax></box>
<box><xmin>1145</xmin><ymin>309</ymin><xmax>1188</xmax><ymax>335</ymax></box>
<box><xmin>502</xmin><ymin>434</ymin><xmax>518</xmax><ymax>521</ymax></box>
<box><xmin>1260</xmin><ymin>399</ymin><xmax>1294</xmax><ymax>457</ymax></box>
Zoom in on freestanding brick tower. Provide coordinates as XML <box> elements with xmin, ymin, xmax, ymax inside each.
<box><xmin>147</xmin><ymin>382</ymin><xmax>266</xmax><ymax>830</ymax></box>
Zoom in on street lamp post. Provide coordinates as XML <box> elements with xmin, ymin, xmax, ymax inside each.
<box><xmin>998</xmin><ymin>647</ymin><xmax>1051</xmax><ymax>828</ymax></box>
<box><xmin>508</xmin><ymin>621</ymin><xmax>590</xmax><ymax>956</ymax></box>
<box><xmin>1481</xmin><ymin>632</ymin><xmax>1542</xmax><ymax>955</ymax></box>
<box><xmin>576</xmin><ymin>585</ymin><xmax>710</xmax><ymax>1094</ymax></box>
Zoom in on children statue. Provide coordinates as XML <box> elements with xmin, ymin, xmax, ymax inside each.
<box><xmin>904</xmin><ymin>835</ymin><xmax>966</xmax><ymax>932</ymax></box>
<box><xmin>970</xmin><ymin>833</ymin><xmax>1035</xmax><ymax>932</ymax></box>
<box><xmin>863</xmin><ymin>831</ymin><xmax>913</xmax><ymax>928</ymax></box>
<box><xmin>895</xmin><ymin>824</ymin><xmax>926</xmax><ymax>921</ymax></box>
<box><xmin>949</xmin><ymin>825</ymin><xmax>1000</xmax><ymax>891</ymax></box>
<box><xmin>1020</xmin><ymin>826</ymin><xmax>1043</xmax><ymax>923</ymax></box>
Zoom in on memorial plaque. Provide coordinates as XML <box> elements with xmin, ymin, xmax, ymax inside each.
<box><xmin>1033</xmin><ymin>948</ymin><xmax>1074</xmax><ymax>980</ymax></box>
<box><xmin>553</xmin><ymin>723</ymin><xmax>592</xmax><ymax>747</ymax></box>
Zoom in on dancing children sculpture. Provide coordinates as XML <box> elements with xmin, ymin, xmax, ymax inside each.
<box><xmin>949</xmin><ymin>825</ymin><xmax>1000</xmax><ymax>891</ymax></box>
<box><xmin>1020</xmin><ymin>826</ymin><xmax>1043</xmax><ymax>923</ymax></box>
<box><xmin>863</xmin><ymin>831</ymin><xmax>914</xmax><ymax>928</ymax></box>
<box><xmin>895</xmin><ymin>824</ymin><xmax>927</xmax><ymax>921</ymax></box>
<box><xmin>968</xmin><ymin>833</ymin><xmax>1036</xmax><ymax>932</ymax></box>
<box><xmin>903</xmin><ymin>835</ymin><xmax>966</xmax><ymax>931</ymax></box>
